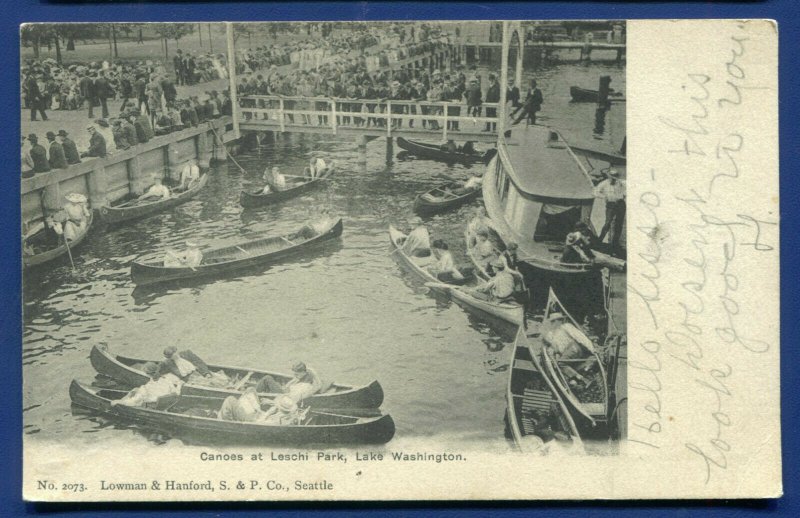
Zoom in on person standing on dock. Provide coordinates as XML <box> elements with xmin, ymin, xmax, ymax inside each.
<box><xmin>94</xmin><ymin>70</ymin><xmax>112</xmax><ymax>119</ymax></box>
<box><xmin>594</xmin><ymin>169</ymin><xmax>626</xmax><ymax>251</ymax></box>
<box><xmin>506</xmin><ymin>78</ymin><xmax>521</xmax><ymax>110</ymax></box>
<box><xmin>24</xmin><ymin>73</ymin><xmax>47</xmax><ymax>122</ymax></box>
<box><xmin>512</xmin><ymin>79</ymin><xmax>543</xmax><ymax>126</ymax></box>
<box><xmin>79</xmin><ymin>71</ymin><xmax>95</xmax><ymax>119</ymax></box>
<box><xmin>484</xmin><ymin>73</ymin><xmax>500</xmax><ymax>132</ymax></box>
<box><xmin>46</xmin><ymin>132</ymin><xmax>67</xmax><ymax>170</ymax></box>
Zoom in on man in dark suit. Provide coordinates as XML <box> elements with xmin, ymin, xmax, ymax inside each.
<box><xmin>94</xmin><ymin>70</ymin><xmax>112</xmax><ymax>118</ymax></box>
<box><xmin>46</xmin><ymin>131</ymin><xmax>68</xmax><ymax>169</ymax></box>
<box><xmin>80</xmin><ymin>125</ymin><xmax>107</xmax><ymax>158</ymax></box>
<box><xmin>185</xmin><ymin>52</ymin><xmax>196</xmax><ymax>85</ymax></box>
<box><xmin>484</xmin><ymin>73</ymin><xmax>501</xmax><ymax>132</ymax></box>
<box><xmin>28</xmin><ymin>134</ymin><xmax>50</xmax><ymax>173</ymax></box>
<box><xmin>513</xmin><ymin>79</ymin><xmax>543</xmax><ymax>126</ymax></box>
<box><xmin>120</xmin><ymin>116</ymin><xmax>139</xmax><ymax>148</ymax></box>
<box><xmin>173</xmin><ymin>49</ymin><xmax>184</xmax><ymax>85</ymax></box>
<box><xmin>129</xmin><ymin>114</ymin><xmax>149</xmax><ymax>144</ymax></box>
<box><xmin>58</xmin><ymin>130</ymin><xmax>81</xmax><ymax>165</ymax></box>
<box><xmin>79</xmin><ymin>72</ymin><xmax>95</xmax><ymax>118</ymax></box>
<box><xmin>506</xmin><ymin>78</ymin><xmax>521</xmax><ymax>110</ymax></box>
<box><xmin>25</xmin><ymin>74</ymin><xmax>48</xmax><ymax>121</ymax></box>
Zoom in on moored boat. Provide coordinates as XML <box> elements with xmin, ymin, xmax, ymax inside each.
<box><xmin>569</xmin><ymin>86</ymin><xmax>625</xmax><ymax>103</ymax></box>
<box><xmin>69</xmin><ymin>380</ymin><xmax>395</xmax><ymax>446</ymax></box>
<box><xmin>506</xmin><ymin>325</ymin><xmax>584</xmax><ymax>454</ymax></box>
<box><xmin>89</xmin><ymin>344</ymin><xmax>384</xmax><ymax>409</ymax></box>
<box><xmin>130</xmin><ymin>217</ymin><xmax>343</xmax><ymax>286</ymax></box>
<box><xmin>98</xmin><ymin>173</ymin><xmax>209</xmax><ymax>225</ymax></box>
<box><xmin>389</xmin><ymin>226</ymin><xmax>523</xmax><ymax>328</ymax></box>
<box><xmin>23</xmin><ymin>212</ymin><xmax>93</xmax><ymax>268</ymax></box>
<box><xmin>397</xmin><ymin>137</ymin><xmax>497</xmax><ymax>164</ymax></box>
<box><xmin>482</xmin><ymin>125</ymin><xmax>609</xmax><ymax>275</ymax></box>
<box><xmin>239</xmin><ymin>167</ymin><xmax>333</xmax><ymax>208</ymax></box>
<box><xmin>539</xmin><ymin>288</ymin><xmax>609</xmax><ymax>430</ymax></box>
<box><xmin>413</xmin><ymin>182</ymin><xmax>481</xmax><ymax>216</ymax></box>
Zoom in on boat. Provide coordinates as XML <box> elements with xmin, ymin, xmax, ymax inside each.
<box><xmin>89</xmin><ymin>344</ymin><xmax>384</xmax><ymax>409</ymax></box>
<box><xmin>389</xmin><ymin>226</ymin><xmax>524</xmax><ymax>328</ymax></box>
<box><xmin>569</xmin><ymin>86</ymin><xmax>625</xmax><ymax>103</ymax></box>
<box><xmin>23</xmin><ymin>212</ymin><xmax>93</xmax><ymax>268</ymax></box>
<box><xmin>505</xmin><ymin>325</ymin><xmax>583</xmax><ymax>454</ymax></box>
<box><xmin>239</xmin><ymin>167</ymin><xmax>333</xmax><ymax>208</ymax></box>
<box><xmin>397</xmin><ymin>137</ymin><xmax>497</xmax><ymax>164</ymax></box>
<box><xmin>131</xmin><ymin>217</ymin><xmax>343</xmax><ymax>286</ymax></box>
<box><xmin>98</xmin><ymin>173</ymin><xmax>209</xmax><ymax>225</ymax></box>
<box><xmin>413</xmin><ymin>182</ymin><xmax>482</xmax><ymax>216</ymax></box>
<box><xmin>69</xmin><ymin>380</ymin><xmax>395</xmax><ymax>446</ymax></box>
<box><xmin>539</xmin><ymin>288</ymin><xmax>609</xmax><ymax>429</ymax></box>
<box><xmin>482</xmin><ymin>124</ymin><xmax>611</xmax><ymax>275</ymax></box>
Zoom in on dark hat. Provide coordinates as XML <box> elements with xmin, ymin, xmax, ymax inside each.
<box><xmin>57</xmin><ymin>129</ymin><xmax>68</xmax><ymax>137</ymax></box>
<box><xmin>45</xmin><ymin>131</ymin><xmax>56</xmax><ymax>139</ymax></box>
<box><xmin>27</xmin><ymin>134</ymin><xmax>37</xmax><ymax>142</ymax></box>
<box><xmin>96</xmin><ymin>119</ymin><xmax>110</xmax><ymax>128</ymax></box>
<box><xmin>292</xmin><ymin>361</ymin><xmax>307</xmax><ymax>373</ymax></box>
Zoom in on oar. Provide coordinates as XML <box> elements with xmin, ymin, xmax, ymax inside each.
<box><xmin>424</xmin><ymin>281</ymin><xmax>454</xmax><ymax>292</ymax></box>
<box><xmin>235</xmin><ymin>246</ymin><xmax>251</xmax><ymax>256</ymax></box>
<box><xmin>63</xmin><ymin>233</ymin><xmax>76</xmax><ymax>272</ymax></box>
<box><xmin>311</xmin><ymin>408</ymin><xmax>383</xmax><ymax>419</ymax></box>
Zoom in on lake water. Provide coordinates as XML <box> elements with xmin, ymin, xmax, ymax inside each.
<box><xmin>23</xmin><ymin>59</ymin><xmax>625</xmax><ymax>454</ymax></box>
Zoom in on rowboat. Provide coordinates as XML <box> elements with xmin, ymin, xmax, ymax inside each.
<box><xmin>89</xmin><ymin>344</ymin><xmax>384</xmax><ymax>409</ymax></box>
<box><xmin>69</xmin><ymin>380</ymin><xmax>395</xmax><ymax>446</ymax></box>
<box><xmin>239</xmin><ymin>167</ymin><xmax>333</xmax><ymax>208</ymax></box>
<box><xmin>23</xmin><ymin>212</ymin><xmax>93</xmax><ymax>268</ymax></box>
<box><xmin>413</xmin><ymin>182</ymin><xmax>481</xmax><ymax>216</ymax></box>
<box><xmin>130</xmin><ymin>218</ymin><xmax>343</xmax><ymax>286</ymax></box>
<box><xmin>569</xmin><ymin>86</ymin><xmax>625</xmax><ymax>103</ymax></box>
<box><xmin>389</xmin><ymin>226</ymin><xmax>523</xmax><ymax>328</ymax></box>
<box><xmin>397</xmin><ymin>137</ymin><xmax>497</xmax><ymax>164</ymax></box>
<box><xmin>506</xmin><ymin>326</ymin><xmax>584</xmax><ymax>454</ymax></box>
<box><xmin>539</xmin><ymin>288</ymin><xmax>609</xmax><ymax>429</ymax></box>
<box><xmin>98</xmin><ymin>174</ymin><xmax>209</xmax><ymax>225</ymax></box>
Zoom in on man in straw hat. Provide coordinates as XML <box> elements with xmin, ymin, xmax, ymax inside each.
<box><xmin>540</xmin><ymin>311</ymin><xmax>594</xmax><ymax>386</ymax></box>
<box><xmin>177</xmin><ymin>159</ymin><xmax>201</xmax><ymax>191</ymax></box>
<box><xmin>402</xmin><ymin>216</ymin><xmax>432</xmax><ymax>258</ymax></box>
<box><xmin>218</xmin><ymin>390</ymin><xmax>304</xmax><ymax>425</ymax></box>
<box><xmin>62</xmin><ymin>193</ymin><xmax>90</xmax><ymax>241</ymax></box>
<box><xmin>140</xmin><ymin>175</ymin><xmax>171</xmax><ymax>201</ymax></box>
<box><xmin>594</xmin><ymin>168</ymin><xmax>626</xmax><ymax>251</ymax></box>
<box><xmin>472</xmin><ymin>258</ymin><xmax>515</xmax><ymax>302</ymax></box>
<box><xmin>255</xmin><ymin>361</ymin><xmax>323</xmax><ymax>404</ymax></box>
<box><xmin>80</xmin><ymin>125</ymin><xmax>107</xmax><ymax>159</ymax></box>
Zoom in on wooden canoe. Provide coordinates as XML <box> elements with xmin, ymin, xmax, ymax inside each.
<box><xmin>239</xmin><ymin>167</ymin><xmax>333</xmax><ymax>208</ymax></box>
<box><xmin>23</xmin><ymin>212</ymin><xmax>93</xmax><ymax>268</ymax></box>
<box><xmin>569</xmin><ymin>86</ymin><xmax>625</xmax><ymax>103</ymax></box>
<box><xmin>89</xmin><ymin>344</ymin><xmax>384</xmax><ymax>409</ymax></box>
<box><xmin>130</xmin><ymin>217</ymin><xmax>343</xmax><ymax>286</ymax></box>
<box><xmin>389</xmin><ymin>226</ymin><xmax>523</xmax><ymax>327</ymax></box>
<box><xmin>98</xmin><ymin>173</ymin><xmax>209</xmax><ymax>225</ymax></box>
<box><xmin>397</xmin><ymin>137</ymin><xmax>497</xmax><ymax>164</ymax></box>
<box><xmin>413</xmin><ymin>182</ymin><xmax>481</xmax><ymax>216</ymax></box>
<box><xmin>540</xmin><ymin>288</ymin><xmax>609</xmax><ymax>429</ymax></box>
<box><xmin>69</xmin><ymin>380</ymin><xmax>395</xmax><ymax>446</ymax></box>
<box><xmin>506</xmin><ymin>325</ymin><xmax>583</xmax><ymax>454</ymax></box>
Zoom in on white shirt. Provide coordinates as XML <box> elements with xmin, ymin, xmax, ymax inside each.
<box><xmin>464</xmin><ymin>176</ymin><xmax>483</xmax><ymax>190</ymax></box>
<box><xmin>181</xmin><ymin>164</ymin><xmax>200</xmax><ymax>184</ymax></box>
<box><xmin>273</xmin><ymin>173</ymin><xmax>287</xmax><ymax>190</ymax></box>
<box><xmin>594</xmin><ymin>179</ymin><xmax>626</xmax><ymax>202</ymax></box>
<box><xmin>145</xmin><ymin>184</ymin><xmax>171</xmax><ymax>199</ymax></box>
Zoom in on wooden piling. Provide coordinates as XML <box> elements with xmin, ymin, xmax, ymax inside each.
<box><xmin>385</xmin><ymin>136</ymin><xmax>393</xmax><ymax>165</ymax></box>
<box><xmin>86</xmin><ymin>165</ymin><xmax>109</xmax><ymax>208</ymax></box>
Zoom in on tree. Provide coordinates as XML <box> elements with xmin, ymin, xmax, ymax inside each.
<box><xmin>153</xmin><ymin>23</ymin><xmax>195</xmax><ymax>60</ymax></box>
<box><xmin>20</xmin><ymin>25</ymin><xmax>51</xmax><ymax>59</ymax></box>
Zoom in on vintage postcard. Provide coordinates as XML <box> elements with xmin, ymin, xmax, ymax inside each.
<box><xmin>20</xmin><ymin>19</ymin><xmax>779</xmax><ymax>501</ymax></box>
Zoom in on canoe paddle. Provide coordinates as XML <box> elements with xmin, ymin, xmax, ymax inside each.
<box><xmin>63</xmin><ymin>234</ymin><xmax>76</xmax><ymax>273</ymax></box>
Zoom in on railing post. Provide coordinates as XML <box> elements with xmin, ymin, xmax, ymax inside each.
<box><xmin>442</xmin><ymin>102</ymin><xmax>449</xmax><ymax>141</ymax></box>
<box><xmin>386</xmin><ymin>101</ymin><xmax>392</xmax><ymax>137</ymax></box>
<box><xmin>331</xmin><ymin>99</ymin><xmax>337</xmax><ymax>135</ymax></box>
<box><xmin>279</xmin><ymin>97</ymin><xmax>285</xmax><ymax>132</ymax></box>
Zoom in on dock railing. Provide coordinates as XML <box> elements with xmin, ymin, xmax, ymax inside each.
<box><xmin>239</xmin><ymin>95</ymin><xmax>500</xmax><ymax>140</ymax></box>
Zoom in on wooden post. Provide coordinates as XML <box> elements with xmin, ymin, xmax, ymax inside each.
<box><xmin>279</xmin><ymin>98</ymin><xmax>285</xmax><ymax>132</ymax></box>
<box><xmin>515</xmin><ymin>29</ymin><xmax>524</xmax><ymax>91</ymax></box>
<box><xmin>385</xmin><ymin>137</ymin><xmax>393</xmax><ymax>165</ymax></box>
<box><xmin>357</xmin><ymin>135</ymin><xmax>367</xmax><ymax>165</ymax></box>
<box><xmin>226</xmin><ymin>23</ymin><xmax>240</xmax><ymax>139</ymax></box>
<box><xmin>386</xmin><ymin>101</ymin><xmax>392</xmax><ymax>137</ymax></box>
<box><xmin>197</xmin><ymin>130</ymin><xmax>212</xmax><ymax>168</ymax></box>
<box><xmin>498</xmin><ymin>21</ymin><xmax>510</xmax><ymax>139</ymax></box>
<box><xmin>42</xmin><ymin>181</ymin><xmax>62</xmax><ymax>213</ymax></box>
<box><xmin>128</xmin><ymin>155</ymin><xmax>149</xmax><ymax>196</ymax></box>
<box><xmin>87</xmin><ymin>165</ymin><xmax>109</xmax><ymax>208</ymax></box>
<box><xmin>331</xmin><ymin>100</ymin><xmax>337</xmax><ymax>134</ymax></box>
<box><xmin>442</xmin><ymin>103</ymin><xmax>449</xmax><ymax>141</ymax></box>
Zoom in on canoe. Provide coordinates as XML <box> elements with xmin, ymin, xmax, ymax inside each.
<box><xmin>131</xmin><ymin>218</ymin><xmax>343</xmax><ymax>286</ymax></box>
<box><xmin>506</xmin><ymin>325</ymin><xmax>583</xmax><ymax>454</ymax></box>
<box><xmin>69</xmin><ymin>380</ymin><xmax>395</xmax><ymax>446</ymax></box>
<box><xmin>397</xmin><ymin>137</ymin><xmax>497</xmax><ymax>164</ymax></box>
<box><xmin>569</xmin><ymin>86</ymin><xmax>625</xmax><ymax>103</ymax></box>
<box><xmin>89</xmin><ymin>344</ymin><xmax>384</xmax><ymax>409</ymax></box>
<box><xmin>389</xmin><ymin>226</ymin><xmax>523</xmax><ymax>327</ymax></box>
<box><xmin>540</xmin><ymin>288</ymin><xmax>609</xmax><ymax>429</ymax></box>
<box><xmin>23</xmin><ymin>212</ymin><xmax>93</xmax><ymax>268</ymax></box>
<box><xmin>239</xmin><ymin>167</ymin><xmax>333</xmax><ymax>208</ymax></box>
<box><xmin>413</xmin><ymin>182</ymin><xmax>482</xmax><ymax>216</ymax></box>
<box><xmin>98</xmin><ymin>173</ymin><xmax>209</xmax><ymax>225</ymax></box>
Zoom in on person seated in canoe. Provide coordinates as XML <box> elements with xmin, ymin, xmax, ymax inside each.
<box><xmin>466</xmin><ymin>207</ymin><xmax>494</xmax><ymax>246</ymax></box>
<box><xmin>472</xmin><ymin>229</ymin><xmax>499</xmax><ymax>271</ymax></box>
<box><xmin>304</xmin><ymin>157</ymin><xmax>329</xmax><ymax>179</ymax></box>
<box><xmin>260</xmin><ymin>166</ymin><xmax>286</xmax><ymax>194</ymax></box>
<box><xmin>428</xmin><ymin>239</ymin><xmax>467</xmax><ymax>284</ymax></box>
<box><xmin>460</xmin><ymin>141</ymin><xmax>477</xmax><ymax>155</ymax></box>
<box><xmin>401</xmin><ymin>216</ymin><xmax>432</xmax><ymax>258</ymax></box>
<box><xmin>145</xmin><ymin>345</ymin><xmax>228</xmax><ymax>387</ymax></box>
<box><xmin>440</xmin><ymin>140</ymin><xmax>458</xmax><ymax>153</ymax></box>
<box><xmin>62</xmin><ymin>193</ymin><xmax>91</xmax><ymax>241</ymax></box>
<box><xmin>471</xmin><ymin>258</ymin><xmax>515</xmax><ymax>302</ymax></box>
<box><xmin>446</xmin><ymin>175</ymin><xmax>483</xmax><ymax>196</ymax></box>
<box><xmin>140</xmin><ymin>176</ymin><xmax>171</xmax><ymax>202</ymax></box>
<box><xmin>293</xmin><ymin>208</ymin><xmax>335</xmax><ymax>240</ymax></box>
<box><xmin>218</xmin><ymin>390</ymin><xmax>305</xmax><ymax>425</ymax></box>
<box><xmin>255</xmin><ymin>361</ymin><xmax>323</xmax><ymax>404</ymax></box>
<box><xmin>163</xmin><ymin>240</ymin><xmax>204</xmax><ymax>268</ymax></box>
<box><xmin>177</xmin><ymin>159</ymin><xmax>200</xmax><ymax>190</ymax></box>
<box><xmin>541</xmin><ymin>312</ymin><xmax>594</xmax><ymax>386</ymax></box>
<box><xmin>110</xmin><ymin>371</ymin><xmax>184</xmax><ymax>408</ymax></box>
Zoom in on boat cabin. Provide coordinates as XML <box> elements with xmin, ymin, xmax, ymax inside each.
<box><xmin>482</xmin><ymin>125</ymin><xmax>606</xmax><ymax>273</ymax></box>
